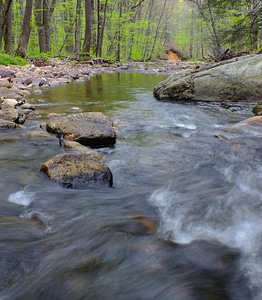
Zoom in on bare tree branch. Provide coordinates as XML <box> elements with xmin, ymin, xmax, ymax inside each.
<box><xmin>131</xmin><ymin>0</ymin><xmax>145</xmax><ymax>10</ymax></box>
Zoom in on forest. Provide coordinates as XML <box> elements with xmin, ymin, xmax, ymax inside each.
<box><xmin>0</xmin><ymin>0</ymin><xmax>262</xmax><ymax>62</ymax></box>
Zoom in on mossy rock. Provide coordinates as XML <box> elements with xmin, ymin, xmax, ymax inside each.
<box><xmin>40</xmin><ymin>153</ymin><xmax>113</xmax><ymax>188</ymax></box>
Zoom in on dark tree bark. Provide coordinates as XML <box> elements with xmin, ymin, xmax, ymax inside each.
<box><xmin>15</xmin><ymin>0</ymin><xmax>33</xmax><ymax>57</ymax></box>
<box><xmin>131</xmin><ymin>0</ymin><xmax>145</xmax><ymax>10</ymax></box>
<box><xmin>0</xmin><ymin>0</ymin><xmax>13</xmax><ymax>51</ymax></box>
<box><xmin>4</xmin><ymin>0</ymin><xmax>12</xmax><ymax>52</ymax></box>
<box><xmin>82</xmin><ymin>0</ymin><xmax>93</xmax><ymax>54</ymax></box>
<box><xmin>96</xmin><ymin>0</ymin><xmax>108</xmax><ymax>57</ymax></box>
<box><xmin>75</xmin><ymin>0</ymin><xmax>83</xmax><ymax>58</ymax></box>
<box><xmin>249</xmin><ymin>0</ymin><xmax>261</xmax><ymax>50</ymax></box>
<box><xmin>35</xmin><ymin>0</ymin><xmax>45</xmax><ymax>52</ymax></box>
<box><xmin>142</xmin><ymin>0</ymin><xmax>156</xmax><ymax>60</ymax></box>
<box><xmin>34</xmin><ymin>0</ymin><xmax>56</xmax><ymax>53</ymax></box>
<box><xmin>116</xmin><ymin>2</ymin><xmax>122</xmax><ymax>61</ymax></box>
<box><xmin>148</xmin><ymin>0</ymin><xmax>167</xmax><ymax>60</ymax></box>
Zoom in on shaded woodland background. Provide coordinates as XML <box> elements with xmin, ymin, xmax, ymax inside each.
<box><xmin>0</xmin><ymin>0</ymin><xmax>262</xmax><ymax>61</ymax></box>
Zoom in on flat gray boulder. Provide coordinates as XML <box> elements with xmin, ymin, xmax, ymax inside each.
<box><xmin>154</xmin><ymin>55</ymin><xmax>262</xmax><ymax>102</ymax></box>
<box><xmin>40</xmin><ymin>153</ymin><xmax>113</xmax><ymax>188</ymax></box>
<box><xmin>46</xmin><ymin>112</ymin><xmax>116</xmax><ymax>147</ymax></box>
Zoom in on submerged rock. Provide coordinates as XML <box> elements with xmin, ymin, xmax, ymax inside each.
<box><xmin>230</xmin><ymin>115</ymin><xmax>262</xmax><ymax>128</ymax></box>
<box><xmin>40</xmin><ymin>153</ymin><xmax>113</xmax><ymax>188</ymax></box>
<box><xmin>27</xmin><ymin>130</ymin><xmax>53</xmax><ymax>138</ymax></box>
<box><xmin>154</xmin><ymin>55</ymin><xmax>262</xmax><ymax>102</ymax></box>
<box><xmin>46</xmin><ymin>112</ymin><xmax>117</xmax><ymax>147</ymax></box>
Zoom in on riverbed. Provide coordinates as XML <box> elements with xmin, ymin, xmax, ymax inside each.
<box><xmin>0</xmin><ymin>71</ymin><xmax>261</xmax><ymax>299</ymax></box>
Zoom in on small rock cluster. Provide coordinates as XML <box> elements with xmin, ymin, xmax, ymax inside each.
<box><xmin>0</xmin><ymin>60</ymin><xmax>119</xmax><ymax>188</ymax></box>
<box><xmin>39</xmin><ymin>112</ymin><xmax>116</xmax><ymax>188</ymax></box>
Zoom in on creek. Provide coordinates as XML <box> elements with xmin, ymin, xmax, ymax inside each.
<box><xmin>1</xmin><ymin>71</ymin><xmax>261</xmax><ymax>299</ymax></box>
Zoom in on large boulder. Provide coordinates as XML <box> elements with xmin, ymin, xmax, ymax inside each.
<box><xmin>40</xmin><ymin>153</ymin><xmax>113</xmax><ymax>188</ymax></box>
<box><xmin>153</xmin><ymin>55</ymin><xmax>262</xmax><ymax>102</ymax></box>
<box><xmin>46</xmin><ymin>112</ymin><xmax>117</xmax><ymax>147</ymax></box>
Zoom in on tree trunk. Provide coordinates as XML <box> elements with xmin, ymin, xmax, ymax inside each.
<box><xmin>75</xmin><ymin>0</ymin><xmax>82</xmax><ymax>58</ymax></box>
<box><xmin>148</xmin><ymin>0</ymin><xmax>167</xmax><ymax>60</ymax></box>
<box><xmin>206</xmin><ymin>0</ymin><xmax>222</xmax><ymax>57</ymax></box>
<box><xmin>34</xmin><ymin>0</ymin><xmax>56</xmax><ymax>53</ymax></box>
<box><xmin>0</xmin><ymin>0</ymin><xmax>13</xmax><ymax>51</ymax></box>
<box><xmin>82</xmin><ymin>0</ymin><xmax>93</xmax><ymax>54</ymax></box>
<box><xmin>35</xmin><ymin>0</ymin><xmax>45</xmax><ymax>52</ymax></box>
<box><xmin>116</xmin><ymin>2</ymin><xmax>122</xmax><ymax>61</ymax></box>
<box><xmin>15</xmin><ymin>0</ymin><xmax>33</xmax><ymax>57</ymax></box>
<box><xmin>142</xmin><ymin>0</ymin><xmax>156</xmax><ymax>61</ymax></box>
<box><xmin>249</xmin><ymin>0</ymin><xmax>260</xmax><ymax>50</ymax></box>
<box><xmin>4</xmin><ymin>0</ymin><xmax>12</xmax><ymax>53</ymax></box>
<box><xmin>96</xmin><ymin>0</ymin><xmax>108</xmax><ymax>57</ymax></box>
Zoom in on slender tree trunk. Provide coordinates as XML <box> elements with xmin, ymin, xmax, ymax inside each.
<box><xmin>96</xmin><ymin>0</ymin><xmax>101</xmax><ymax>56</ymax></box>
<box><xmin>75</xmin><ymin>0</ymin><xmax>82</xmax><ymax>58</ymax></box>
<box><xmin>35</xmin><ymin>0</ymin><xmax>45</xmax><ymax>52</ymax></box>
<box><xmin>149</xmin><ymin>0</ymin><xmax>167</xmax><ymax>60</ymax></box>
<box><xmin>142</xmin><ymin>0</ymin><xmax>155</xmax><ymax>60</ymax></box>
<box><xmin>249</xmin><ymin>0</ymin><xmax>260</xmax><ymax>50</ymax></box>
<box><xmin>4</xmin><ymin>0</ymin><xmax>12</xmax><ymax>53</ymax></box>
<box><xmin>15</xmin><ymin>0</ymin><xmax>33</xmax><ymax>57</ymax></box>
<box><xmin>83</xmin><ymin>0</ymin><xmax>93</xmax><ymax>54</ymax></box>
<box><xmin>116</xmin><ymin>2</ymin><xmax>122</xmax><ymax>61</ymax></box>
<box><xmin>206</xmin><ymin>0</ymin><xmax>221</xmax><ymax>56</ymax></box>
<box><xmin>0</xmin><ymin>0</ymin><xmax>13</xmax><ymax>51</ymax></box>
<box><xmin>35</xmin><ymin>0</ymin><xmax>56</xmax><ymax>53</ymax></box>
<box><xmin>96</xmin><ymin>0</ymin><xmax>108</xmax><ymax>57</ymax></box>
<box><xmin>43</xmin><ymin>0</ymin><xmax>50</xmax><ymax>52</ymax></box>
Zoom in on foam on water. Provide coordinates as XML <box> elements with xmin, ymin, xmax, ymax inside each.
<box><xmin>8</xmin><ymin>189</ymin><xmax>35</xmax><ymax>206</ymax></box>
<box><xmin>149</xmin><ymin>183</ymin><xmax>262</xmax><ymax>298</ymax></box>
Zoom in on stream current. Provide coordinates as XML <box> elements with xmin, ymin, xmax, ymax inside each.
<box><xmin>0</xmin><ymin>71</ymin><xmax>262</xmax><ymax>299</ymax></box>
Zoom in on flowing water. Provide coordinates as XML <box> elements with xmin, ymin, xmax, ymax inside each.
<box><xmin>1</xmin><ymin>71</ymin><xmax>261</xmax><ymax>299</ymax></box>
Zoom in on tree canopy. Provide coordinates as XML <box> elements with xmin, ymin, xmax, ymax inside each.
<box><xmin>0</xmin><ymin>0</ymin><xmax>262</xmax><ymax>61</ymax></box>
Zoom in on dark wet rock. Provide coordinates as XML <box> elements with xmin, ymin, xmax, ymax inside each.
<box><xmin>0</xmin><ymin>69</ymin><xmax>15</xmax><ymax>78</ymax></box>
<box><xmin>129</xmin><ymin>214</ymin><xmax>158</xmax><ymax>234</ymax></box>
<box><xmin>46</xmin><ymin>112</ymin><xmax>117</xmax><ymax>147</ymax></box>
<box><xmin>252</xmin><ymin>104</ymin><xmax>262</xmax><ymax>115</ymax></box>
<box><xmin>71</xmin><ymin>73</ymin><xmax>80</xmax><ymax>80</ymax></box>
<box><xmin>38</xmin><ymin>78</ymin><xmax>49</xmax><ymax>87</ymax></box>
<box><xmin>154</xmin><ymin>54</ymin><xmax>262</xmax><ymax>102</ymax></box>
<box><xmin>22</xmin><ymin>77</ymin><xmax>33</xmax><ymax>86</ymax></box>
<box><xmin>40</xmin><ymin>153</ymin><xmax>113</xmax><ymax>188</ymax></box>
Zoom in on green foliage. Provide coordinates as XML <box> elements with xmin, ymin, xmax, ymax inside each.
<box><xmin>0</xmin><ymin>53</ymin><xmax>27</xmax><ymax>66</ymax></box>
<box><xmin>28</xmin><ymin>51</ymin><xmax>53</xmax><ymax>60</ymax></box>
<box><xmin>186</xmin><ymin>0</ymin><xmax>262</xmax><ymax>57</ymax></box>
<box><xmin>6</xmin><ymin>0</ymin><xmax>261</xmax><ymax>61</ymax></box>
